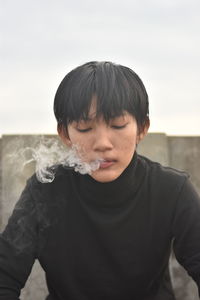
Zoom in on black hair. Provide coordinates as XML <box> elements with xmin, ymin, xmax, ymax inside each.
<box><xmin>54</xmin><ymin>61</ymin><xmax>149</xmax><ymax>132</ymax></box>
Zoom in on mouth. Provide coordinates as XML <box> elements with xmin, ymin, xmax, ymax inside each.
<box><xmin>99</xmin><ymin>159</ymin><xmax>116</xmax><ymax>169</ymax></box>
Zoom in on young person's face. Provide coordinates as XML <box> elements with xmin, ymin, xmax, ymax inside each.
<box><xmin>59</xmin><ymin>101</ymin><xmax>148</xmax><ymax>182</ymax></box>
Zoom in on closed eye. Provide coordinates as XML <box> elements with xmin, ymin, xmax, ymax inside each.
<box><xmin>111</xmin><ymin>124</ymin><xmax>127</xmax><ymax>129</ymax></box>
<box><xmin>76</xmin><ymin>128</ymin><xmax>92</xmax><ymax>133</ymax></box>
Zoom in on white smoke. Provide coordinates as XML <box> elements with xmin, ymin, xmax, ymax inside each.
<box><xmin>6</xmin><ymin>136</ymin><xmax>102</xmax><ymax>183</ymax></box>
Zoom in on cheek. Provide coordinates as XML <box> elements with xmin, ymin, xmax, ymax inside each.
<box><xmin>70</xmin><ymin>138</ymin><xmax>93</xmax><ymax>159</ymax></box>
<box><xmin>118</xmin><ymin>133</ymin><xmax>138</xmax><ymax>152</ymax></box>
<box><xmin>67</xmin><ymin>130</ymin><xmax>88</xmax><ymax>149</ymax></box>
<box><xmin>76</xmin><ymin>137</ymin><xmax>92</xmax><ymax>150</ymax></box>
<box><xmin>121</xmin><ymin>143</ymin><xmax>137</xmax><ymax>157</ymax></box>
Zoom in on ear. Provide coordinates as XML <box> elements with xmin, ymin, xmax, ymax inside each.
<box><xmin>57</xmin><ymin>125</ymin><xmax>72</xmax><ymax>147</ymax></box>
<box><xmin>136</xmin><ymin>118</ymin><xmax>150</xmax><ymax>144</ymax></box>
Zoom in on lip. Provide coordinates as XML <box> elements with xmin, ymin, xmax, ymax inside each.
<box><xmin>99</xmin><ymin>159</ymin><xmax>116</xmax><ymax>169</ymax></box>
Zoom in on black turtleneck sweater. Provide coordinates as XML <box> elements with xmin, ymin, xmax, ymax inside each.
<box><xmin>0</xmin><ymin>153</ymin><xmax>200</xmax><ymax>300</ymax></box>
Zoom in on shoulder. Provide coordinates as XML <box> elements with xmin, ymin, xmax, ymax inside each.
<box><xmin>136</xmin><ymin>155</ymin><xmax>198</xmax><ymax>218</ymax></box>
<box><xmin>26</xmin><ymin>165</ymin><xmax>77</xmax><ymax>202</ymax></box>
<box><xmin>137</xmin><ymin>154</ymin><xmax>189</xmax><ymax>192</ymax></box>
<box><xmin>28</xmin><ymin>164</ymin><xmax>75</xmax><ymax>185</ymax></box>
<box><xmin>23</xmin><ymin>166</ymin><xmax>78</xmax><ymax>228</ymax></box>
<box><xmin>138</xmin><ymin>154</ymin><xmax>188</xmax><ymax>179</ymax></box>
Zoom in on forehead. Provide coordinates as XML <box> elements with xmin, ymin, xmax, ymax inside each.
<box><xmin>87</xmin><ymin>98</ymin><xmax>97</xmax><ymax>118</ymax></box>
<box><xmin>85</xmin><ymin>98</ymin><xmax>130</xmax><ymax>122</ymax></box>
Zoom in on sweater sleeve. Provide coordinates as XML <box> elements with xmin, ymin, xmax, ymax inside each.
<box><xmin>172</xmin><ymin>177</ymin><xmax>200</xmax><ymax>296</ymax></box>
<box><xmin>0</xmin><ymin>179</ymin><xmax>39</xmax><ymax>300</ymax></box>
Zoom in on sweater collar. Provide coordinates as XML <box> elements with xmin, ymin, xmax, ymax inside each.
<box><xmin>77</xmin><ymin>152</ymin><xmax>146</xmax><ymax>207</ymax></box>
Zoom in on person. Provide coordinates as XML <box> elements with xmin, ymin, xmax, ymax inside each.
<box><xmin>0</xmin><ymin>61</ymin><xmax>200</xmax><ymax>300</ymax></box>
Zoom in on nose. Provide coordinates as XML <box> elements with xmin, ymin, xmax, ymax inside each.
<box><xmin>93</xmin><ymin>127</ymin><xmax>113</xmax><ymax>152</ymax></box>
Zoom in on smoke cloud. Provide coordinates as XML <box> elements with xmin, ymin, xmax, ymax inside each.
<box><xmin>6</xmin><ymin>136</ymin><xmax>102</xmax><ymax>183</ymax></box>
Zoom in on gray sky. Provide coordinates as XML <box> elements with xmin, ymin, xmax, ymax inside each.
<box><xmin>0</xmin><ymin>0</ymin><xmax>200</xmax><ymax>136</ymax></box>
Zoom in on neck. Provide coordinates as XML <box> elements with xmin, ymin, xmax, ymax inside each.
<box><xmin>76</xmin><ymin>152</ymin><xmax>146</xmax><ymax>208</ymax></box>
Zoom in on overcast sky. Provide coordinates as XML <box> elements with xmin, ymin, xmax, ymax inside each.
<box><xmin>0</xmin><ymin>0</ymin><xmax>200</xmax><ymax>136</ymax></box>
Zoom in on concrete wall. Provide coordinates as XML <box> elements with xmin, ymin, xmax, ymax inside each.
<box><xmin>168</xmin><ymin>137</ymin><xmax>200</xmax><ymax>195</ymax></box>
<box><xmin>1</xmin><ymin>135</ymin><xmax>51</xmax><ymax>300</ymax></box>
<box><xmin>0</xmin><ymin>138</ymin><xmax>2</xmax><ymax>230</ymax></box>
<box><xmin>0</xmin><ymin>133</ymin><xmax>199</xmax><ymax>300</ymax></box>
<box><xmin>138</xmin><ymin>134</ymin><xmax>200</xmax><ymax>300</ymax></box>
